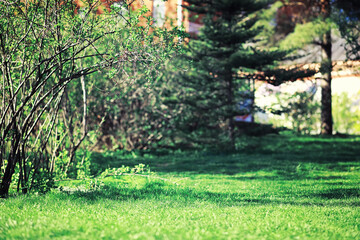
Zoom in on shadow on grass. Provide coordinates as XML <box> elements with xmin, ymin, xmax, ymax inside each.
<box><xmin>64</xmin><ymin>136</ymin><xmax>360</xmax><ymax>208</ymax></box>
<box><xmin>230</xmin><ymin>175</ymin><xmax>348</xmax><ymax>181</ymax></box>
<box><xmin>91</xmin><ymin>153</ymin><xmax>360</xmax><ymax>181</ymax></box>
<box><xmin>311</xmin><ymin>188</ymin><xmax>360</xmax><ymax>199</ymax></box>
<box><xmin>90</xmin><ymin>135</ymin><xmax>360</xmax><ymax>178</ymax></box>
<box><xmin>63</xmin><ymin>181</ymin><xmax>360</xmax><ymax>207</ymax></box>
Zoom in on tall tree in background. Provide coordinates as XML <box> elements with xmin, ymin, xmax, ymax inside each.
<box><xmin>173</xmin><ymin>0</ymin><xmax>289</xmax><ymax>148</ymax></box>
<box><xmin>319</xmin><ymin>0</ymin><xmax>332</xmax><ymax>135</ymax></box>
<box><xmin>276</xmin><ymin>0</ymin><xmax>360</xmax><ymax>135</ymax></box>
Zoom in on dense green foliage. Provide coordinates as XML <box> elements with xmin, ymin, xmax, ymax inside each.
<box><xmin>1</xmin><ymin>135</ymin><xmax>360</xmax><ymax>239</ymax></box>
<box><xmin>64</xmin><ymin>12</ymin><xmax>186</xmax><ymax>152</ymax></box>
<box><xmin>163</xmin><ymin>0</ymin><xmax>292</xmax><ymax>149</ymax></box>
<box><xmin>275</xmin><ymin>0</ymin><xmax>359</xmax><ymax>52</ymax></box>
<box><xmin>0</xmin><ymin>0</ymin><xmax>183</xmax><ymax>196</ymax></box>
<box><xmin>0</xmin><ymin>0</ymin><xmax>116</xmax><ymax>196</ymax></box>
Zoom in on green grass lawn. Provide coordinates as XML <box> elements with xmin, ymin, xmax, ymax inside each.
<box><xmin>1</xmin><ymin>135</ymin><xmax>360</xmax><ymax>239</ymax></box>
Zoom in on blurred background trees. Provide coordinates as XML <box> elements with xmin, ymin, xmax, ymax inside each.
<box><xmin>1</xmin><ymin>0</ymin><xmax>359</xmax><ymax>196</ymax></box>
<box><xmin>271</xmin><ymin>0</ymin><xmax>360</xmax><ymax>135</ymax></box>
<box><xmin>162</xmin><ymin>0</ymin><xmax>305</xmax><ymax>149</ymax></box>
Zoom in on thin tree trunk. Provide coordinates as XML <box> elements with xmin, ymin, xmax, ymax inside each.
<box><xmin>320</xmin><ymin>0</ymin><xmax>333</xmax><ymax>135</ymax></box>
<box><xmin>320</xmin><ymin>32</ymin><xmax>332</xmax><ymax>135</ymax></box>
<box><xmin>226</xmin><ymin>72</ymin><xmax>235</xmax><ymax>149</ymax></box>
<box><xmin>64</xmin><ymin>72</ymin><xmax>88</xmax><ymax>176</ymax></box>
<box><xmin>0</xmin><ymin>125</ymin><xmax>20</xmax><ymax>197</ymax></box>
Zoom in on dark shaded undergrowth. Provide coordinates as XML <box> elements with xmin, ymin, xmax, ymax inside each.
<box><xmin>62</xmin><ymin>180</ymin><xmax>360</xmax><ymax>208</ymax></box>
<box><xmin>90</xmin><ymin>135</ymin><xmax>360</xmax><ymax>177</ymax></box>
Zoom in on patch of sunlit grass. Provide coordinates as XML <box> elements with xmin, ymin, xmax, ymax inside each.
<box><xmin>1</xmin><ymin>135</ymin><xmax>360</xmax><ymax>239</ymax></box>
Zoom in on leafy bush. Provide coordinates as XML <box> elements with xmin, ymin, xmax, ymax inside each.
<box><xmin>333</xmin><ymin>91</ymin><xmax>360</xmax><ymax>134</ymax></box>
<box><xmin>266</xmin><ymin>88</ymin><xmax>321</xmax><ymax>134</ymax></box>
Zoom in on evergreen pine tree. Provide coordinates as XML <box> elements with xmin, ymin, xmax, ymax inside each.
<box><xmin>168</xmin><ymin>0</ymin><xmax>293</xmax><ymax>148</ymax></box>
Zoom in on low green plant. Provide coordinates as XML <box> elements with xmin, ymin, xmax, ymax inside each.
<box><xmin>268</xmin><ymin>90</ymin><xmax>321</xmax><ymax>134</ymax></box>
<box><xmin>75</xmin><ymin>150</ymin><xmax>92</xmax><ymax>180</ymax></box>
<box><xmin>30</xmin><ymin>170</ymin><xmax>56</xmax><ymax>194</ymax></box>
<box><xmin>98</xmin><ymin>164</ymin><xmax>149</xmax><ymax>179</ymax></box>
<box><xmin>333</xmin><ymin>91</ymin><xmax>360</xmax><ymax>134</ymax></box>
